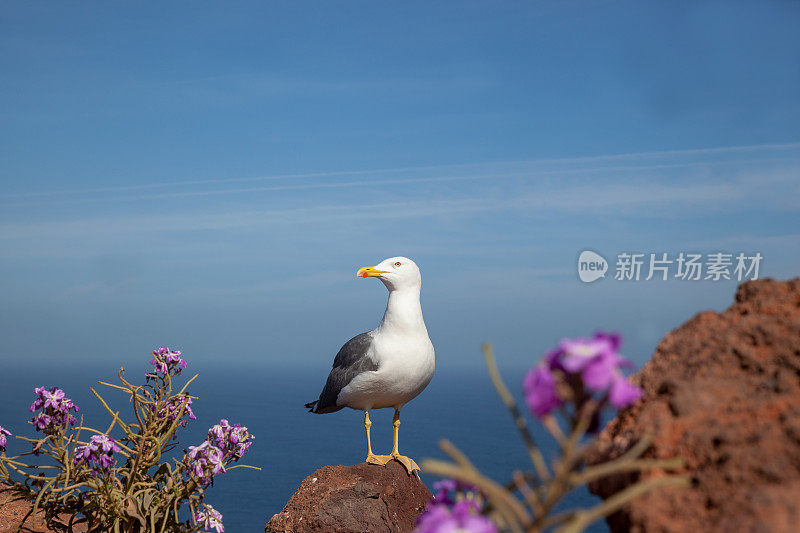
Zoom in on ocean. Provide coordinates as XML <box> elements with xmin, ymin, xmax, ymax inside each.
<box><xmin>0</xmin><ymin>360</ymin><xmax>607</xmax><ymax>532</ymax></box>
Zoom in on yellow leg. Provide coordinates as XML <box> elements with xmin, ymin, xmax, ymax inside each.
<box><xmin>390</xmin><ymin>409</ymin><xmax>420</xmax><ymax>474</ymax></box>
<box><xmin>365</xmin><ymin>411</ymin><xmax>391</xmax><ymax>465</ymax></box>
<box><xmin>391</xmin><ymin>410</ymin><xmax>401</xmax><ymax>455</ymax></box>
<box><xmin>365</xmin><ymin>411</ymin><xmax>375</xmax><ymax>457</ymax></box>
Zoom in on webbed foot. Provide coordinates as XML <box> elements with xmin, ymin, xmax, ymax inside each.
<box><xmin>366</xmin><ymin>453</ymin><xmax>394</xmax><ymax>466</ymax></box>
<box><xmin>390</xmin><ymin>453</ymin><xmax>420</xmax><ymax>475</ymax></box>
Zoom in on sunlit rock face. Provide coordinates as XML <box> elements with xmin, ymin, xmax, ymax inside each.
<box><xmin>587</xmin><ymin>278</ymin><xmax>800</xmax><ymax>533</ymax></box>
<box><xmin>0</xmin><ymin>482</ymin><xmax>88</xmax><ymax>532</ymax></box>
<box><xmin>266</xmin><ymin>461</ymin><xmax>432</xmax><ymax>533</ymax></box>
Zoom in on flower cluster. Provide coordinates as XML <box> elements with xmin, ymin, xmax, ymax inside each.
<box><xmin>0</xmin><ymin>426</ymin><xmax>10</xmax><ymax>453</ymax></box>
<box><xmin>148</xmin><ymin>346</ymin><xmax>187</xmax><ymax>379</ymax></box>
<box><xmin>207</xmin><ymin>420</ymin><xmax>253</xmax><ymax>460</ymax></box>
<box><xmin>524</xmin><ymin>332</ymin><xmax>642</xmax><ymax>418</ymax></box>
<box><xmin>29</xmin><ymin>387</ymin><xmax>79</xmax><ymax>435</ymax></box>
<box><xmin>431</xmin><ymin>479</ymin><xmax>478</xmax><ymax>504</ymax></box>
<box><xmin>194</xmin><ymin>504</ymin><xmax>224</xmax><ymax>532</ymax></box>
<box><xmin>154</xmin><ymin>395</ymin><xmax>196</xmax><ymax>432</ymax></box>
<box><xmin>415</xmin><ymin>480</ymin><xmax>496</xmax><ymax>533</ymax></box>
<box><xmin>0</xmin><ymin>345</ymin><xmax>259</xmax><ymax>533</ymax></box>
<box><xmin>73</xmin><ymin>434</ymin><xmax>121</xmax><ymax>476</ymax></box>
<box><xmin>182</xmin><ymin>419</ymin><xmax>254</xmax><ymax>486</ymax></box>
<box><xmin>183</xmin><ymin>441</ymin><xmax>226</xmax><ymax>485</ymax></box>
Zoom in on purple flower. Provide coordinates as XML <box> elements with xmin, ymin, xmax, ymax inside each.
<box><xmin>42</xmin><ymin>388</ymin><xmax>65</xmax><ymax>409</ymax></box>
<box><xmin>74</xmin><ymin>434</ymin><xmax>121</xmax><ymax>476</ymax></box>
<box><xmin>558</xmin><ymin>333</ymin><xmax>618</xmax><ymax>374</ymax></box>
<box><xmin>415</xmin><ymin>505</ymin><xmax>451</xmax><ymax>532</ymax></box>
<box><xmin>207</xmin><ymin>420</ymin><xmax>253</xmax><ymax>460</ymax></box>
<box><xmin>431</xmin><ymin>478</ymin><xmax>480</xmax><ymax>505</ymax></box>
<box><xmin>152</xmin><ymin>395</ymin><xmax>196</xmax><ymax>435</ymax></box>
<box><xmin>432</xmin><ymin>479</ymin><xmax>458</xmax><ymax>502</ymax></box>
<box><xmin>0</xmin><ymin>426</ymin><xmax>11</xmax><ymax>453</ymax></box>
<box><xmin>194</xmin><ymin>504</ymin><xmax>224</xmax><ymax>532</ymax></box>
<box><xmin>523</xmin><ymin>365</ymin><xmax>562</xmax><ymax>418</ymax></box>
<box><xmin>94</xmin><ymin>434</ymin><xmax>121</xmax><ymax>453</ymax></box>
<box><xmin>572</xmin><ymin>333</ymin><xmax>641</xmax><ymax>410</ymax></box>
<box><xmin>414</xmin><ymin>479</ymin><xmax>497</xmax><ymax>533</ymax></box>
<box><xmin>528</xmin><ymin>332</ymin><xmax>643</xmax><ymax>417</ymax></box>
<box><xmin>147</xmin><ymin>346</ymin><xmax>187</xmax><ymax>379</ymax></box>
<box><xmin>29</xmin><ymin>387</ymin><xmax>79</xmax><ymax>436</ymax></box>
<box><xmin>205</xmin><ymin>445</ymin><xmax>225</xmax><ymax>475</ymax></box>
<box><xmin>580</xmin><ymin>349</ymin><xmax>625</xmax><ymax>391</ymax></box>
<box><xmin>33</xmin><ymin>413</ymin><xmax>52</xmax><ymax>430</ymax></box>
<box><xmin>184</xmin><ymin>441</ymin><xmax>226</xmax><ymax>485</ymax></box>
<box><xmin>415</xmin><ymin>498</ymin><xmax>496</xmax><ymax>533</ymax></box>
<box><xmin>608</xmin><ymin>375</ymin><xmax>643</xmax><ymax>409</ymax></box>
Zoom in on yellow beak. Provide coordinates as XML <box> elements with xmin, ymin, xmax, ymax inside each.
<box><xmin>357</xmin><ymin>266</ymin><xmax>388</xmax><ymax>278</ymax></box>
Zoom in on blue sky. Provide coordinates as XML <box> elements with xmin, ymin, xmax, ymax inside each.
<box><xmin>1</xmin><ymin>2</ymin><xmax>799</xmax><ymax>371</ymax></box>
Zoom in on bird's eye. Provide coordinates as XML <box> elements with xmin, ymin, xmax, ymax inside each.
<box><xmin>394</xmin><ymin>261</ymin><xmax>402</xmax><ymax>267</ymax></box>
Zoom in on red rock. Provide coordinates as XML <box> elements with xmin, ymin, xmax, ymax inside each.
<box><xmin>587</xmin><ymin>278</ymin><xmax>800</xmax><ymax>533</ymax></box>
<box><xmin>0</xmin><ymin>484</ymin><xmax>86</xmax><ymax>533</ymax></box>
<box><xmin>265</xmin><ymin>461</ymin><xmax>432</xmax><ymax>533</ymax></box>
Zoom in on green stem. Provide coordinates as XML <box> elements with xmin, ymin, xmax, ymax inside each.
<box><xmin>224</xmin><ymin>464</ymin><xmax>262</xmax><ymax>471</ymax></box>
<box><xmin>90</xmin><ymin>388</ymin><xmax>134</xmax><ymax>438</ymax></box>
<box><xmin>482</xmin><ymin>343</ymin><xmax>551</xmax><ymax>483</ymax></box>
<box><xmin>571</xmin><ymin>458</ymin><xmax>684</xmax><ymax>486</ymax></box>
<box><xmin>535</xmin><ymin>399</ymin><xmax>597</xmax><ymax>526</ymax></box>
<box><xmin>557</xmin><ymin>476</ymin><xmax>689</xmax><ymax>533</ymax></box>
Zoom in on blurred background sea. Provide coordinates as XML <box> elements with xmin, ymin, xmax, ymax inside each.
<box><xmin>0</xmin><ymin>358</ymin><xmax>605</xmax><ymax>532</ymax></box>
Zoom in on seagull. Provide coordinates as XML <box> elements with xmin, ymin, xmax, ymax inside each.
<box><xmin>305</xmin><ymin>256</ymin><xmax>435</xmax><ymax>474</ymax></box>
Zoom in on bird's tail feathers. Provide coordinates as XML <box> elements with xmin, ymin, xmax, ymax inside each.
<box><xmin>304</xmin><ymin>400</ymin><xmax>318</xmax><ymax>413</ymax></box>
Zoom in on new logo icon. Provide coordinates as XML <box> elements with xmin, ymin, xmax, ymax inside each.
<box><xmin>578</xmin><ymin>250</ymin><xmax>608</xmax><ymax>283</ymax></box>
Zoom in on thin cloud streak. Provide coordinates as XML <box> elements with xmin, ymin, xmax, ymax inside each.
<box><xmin>4</xmin><ymin>156</ymin><xmax>799</xmax><ymax>208</ymax></box>
<box><xmin>2</xmin><ymin>141</ymin><xmax>798</xmax><ymax>201</ymax></box>
<box><xmin>1</xmin><ymin>167</ymin><xmax>796</xmax><ymax>243</ymax></box>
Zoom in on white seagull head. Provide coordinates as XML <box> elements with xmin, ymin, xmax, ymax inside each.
<box><xmin>357</xmin><ymin>256</ymin><xmax>421</xmax><ymax>292</ymax></box>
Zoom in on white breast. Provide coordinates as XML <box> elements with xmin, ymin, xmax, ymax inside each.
<box><xmin>336</xmin><ymin>270</ymin><xmax>435</xmax><ymax>411</ymax></box>
<box><xmin>337</xmin><ymin>329</ymin><xmax>435</xmax><ymax>410</ymax></box>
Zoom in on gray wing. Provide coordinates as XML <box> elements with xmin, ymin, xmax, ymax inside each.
<box><xmin>305</xmin><ymin>332</ymin><xmax>378</xmax><ymax>414</ymax></box>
